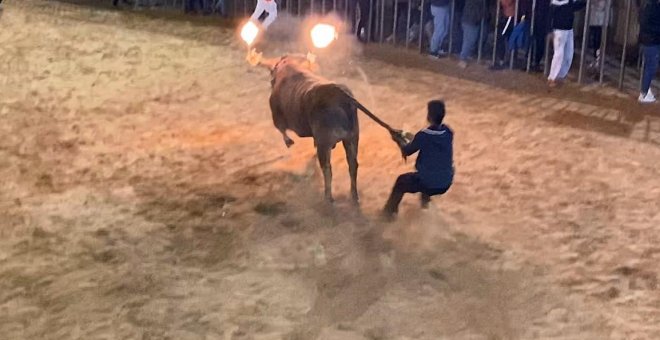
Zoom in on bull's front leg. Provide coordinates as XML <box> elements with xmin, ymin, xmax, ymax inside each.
<box><xmin>316</xmin><ymin>144</ymin><xmax>333</xmax><ymax>202</ymax></box>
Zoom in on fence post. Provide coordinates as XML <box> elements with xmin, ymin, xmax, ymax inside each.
<box><xmin>380</xmin><ymin>0</ymin><xmax>386</xmax><ymax>43</ymax></box>
<box><xmin>418</xmin><ymin>0</ymin><xmax>425</xmax><ymax>53</ymax></box>
<box><xmin>544</xmin><ymin>32</ymin><xmax>551</xmax><ymax>76</ymax></box>
<box><xmin>492</xmin><ymin>0</ymin><xmax>501</xmax><ymax>66</ymax></box>
<box><xmin>393</xmin><ymin>1</ymin><xmax>399</xmax><ymax>44</ymax></box>
<box><xmin>448</xmin><ymin>0</ymin><xmax>455</xmax><ymax>54</ymax></box>
<box><xmin>509</xmin><ymin>0</ymin><xmax>519</xmax><ymax>69</ymax></box>
<box><xmin>598</xmin><ymin>0</ymin><xmax>612</xmax><ymax>84</ymax></box>
<box><xmin>618</xmin><ymin>0</ymin><xmax>632</xmax><ymax>90</ymax></box>
<box><xmin>526</xmin><ymin>0</ymin><xmax>537</xmax><ymax>72</ymax></box>
<box><xmin>577</xmin><ymin>0</ymin><xmax>592</xmax><ymax>84</ymax></box>
<box><xmin>406</xmin><ymin>0</ymin><xmax>412</xmax><ymax>48</ymax></box>
<box><xmin>368</xmin><ymin>0</ymin><xmax>374</xmax><ymax>42</ymax></box>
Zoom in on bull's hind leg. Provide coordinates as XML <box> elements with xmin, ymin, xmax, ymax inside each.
<box><xmin>342</xmin><ymin>139</ymin><xmax>359</xmax><ymax>204</ymax></box>
<box><xmin>316</xmin><ymin>144</ymin><xmax>333</xmax><ymax>202</ymax></box>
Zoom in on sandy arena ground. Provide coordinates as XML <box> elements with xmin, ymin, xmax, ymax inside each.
<box><xmin>1</xmin><ymin>1</ymin><xmax>660</xmax><ymax>339</ymax></box>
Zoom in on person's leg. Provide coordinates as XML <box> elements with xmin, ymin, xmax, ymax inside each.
<box><xmin>262</xmin><ymin>1</ymin><xmax>278</xmax><ymax>28</ymax></box>
<box><xmin>492</xmin><ymin>16</ymin><xmax>509</xmax><ymax>67</ymax></box>
<box><xmin>383</xmin><ymin>173</ymin><xmax>424</xmax><ymax>216</ymax></box>
<box><xmin>437</xmin><ymin>5</ymin><xmax>450</xmax><ymax>51</ymax></box>
<box><xmin>641</xmin><ymin>45</ymin><xmax>660</xmax><ymax>96</ymax></box>
<box><xmin>250</xmin><ymin>0</ymin><xmax>266</xmax><ymax>21</ymax></box>
<box><xmin>559</xmin><ymin>29</ymin><xmax>574</xmax><ymax>80</ymax></box>
<box><xmin>548</xmin><ymin>30</ymin><xmax>567</xmax><ymax>81</ymax></box>
<box><xmin>459</xmin><ymin>21</ymin><xmax>479</xmax><ymax>61</ymax></box>
<box><xmin>429</xmin><ymin>5</ymin><xmax>443</xmax><ymax>53</ymax></box>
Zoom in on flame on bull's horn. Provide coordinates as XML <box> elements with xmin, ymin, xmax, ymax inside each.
<box><xmin>241</xmin><ymin>21</ymin><xmax>259</xmax><ymax>46</ymax></box>
<box><xmin>310</xmin><ymin>23</ymin><xmax>337</xmax><ymax>49</ymax></box>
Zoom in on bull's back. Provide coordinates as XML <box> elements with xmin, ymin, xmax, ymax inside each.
<box><xmin>271</xmin><ymin>67</ymin><xmax>358</xmax><ymax>142</ymax></box>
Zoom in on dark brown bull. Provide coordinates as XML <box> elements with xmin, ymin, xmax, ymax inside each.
<box><xmin>249</xmin><ymin>51</ymin><xmax>363</xmax><ymax>203</ymax></box>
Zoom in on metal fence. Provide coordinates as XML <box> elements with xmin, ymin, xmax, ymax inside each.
<box><xmin>138</xmin><ymin>0</ymin><xmax>657</xmax><ymax>94</ymax></box>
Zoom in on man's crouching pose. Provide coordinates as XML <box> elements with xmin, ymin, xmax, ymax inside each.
<box><xmin>383</xmin><ymin>100</ymin><xmax>454</xmax><ymax>220</ymax></box>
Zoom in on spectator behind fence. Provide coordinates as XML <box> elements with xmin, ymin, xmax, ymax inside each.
<box><xmin>458</xmin><ymin>0</ymin><xmax>485</xmax><ymax>68</ymax></box>
<box><xmin>186</xmin><ymin>0</ymin><xmax>209</xmax><ymax>14</ymax></box>
<box><xmin>490</xmin><ymin>0</ymin><xmax>515</xmax><ymax>70</ymax></box>
<box><xmin>639</xmin><ymin>0</ymin><xmax>660</xmax><ymax>104</ymax></box>
<box><xmin>530</xmin><ymin>0</ymin><xmax>551</xmax><ymax>72</ymax></box>
<box><xmin>587</xmin><ymin>0</ymin><xmax>610</xmax><ymax>68</ymax></box>
<box><xmin>547</xmin><ymin>0</ymin><xmax>586</xmax><ymax>88</ymax></box>
<box><xmin>429</xmin><ymin>0</ymin><xmax>451</xmax><ymax>57</ymax></box>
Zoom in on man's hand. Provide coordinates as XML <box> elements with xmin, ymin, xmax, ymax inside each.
<box><xmin>390</xmin><ymin>130</ymin><xmax>411</xmax><ymax>148</ymax></box>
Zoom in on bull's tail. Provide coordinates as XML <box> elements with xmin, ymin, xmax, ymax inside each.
<box><xmin>337</xmin><ymin>87</ymin><xmax>412</xmax><ymax>150</ymax></box>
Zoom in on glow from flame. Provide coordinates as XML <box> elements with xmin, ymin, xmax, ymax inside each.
<box><xmin>241</xmin><ymin>21</ymin><xmax>259</xmax><ymax>46</ymax></box>
<box><xmin>310</xmin><ymin>23</ymin><xmax>337</xmax><ymax>49</ymax></box>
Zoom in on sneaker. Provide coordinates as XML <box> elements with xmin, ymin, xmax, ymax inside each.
<box><xmin>457</xmin><ymin>60</ymin><xmax>468</xmax><ymax>69</ymax></box>
<box><xmin>547</xmin><ymin>79</ymin><xmax>559</xmax><ymax>88</ymax></box>
<box><xmin>428</xmin><ymin>50</ymin><xmax>448</xmax><ymax>59</ymax></box>
<box><xmin>638</xmin><ymin>91</ymin><xmax>657</xmax><ymax>104</ymax></box>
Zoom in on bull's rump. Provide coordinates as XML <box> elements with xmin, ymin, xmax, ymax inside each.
<box><xmin>272</xmin><ymin>77</ymin><xmax>358</xmax><ymax>143</ymax></box>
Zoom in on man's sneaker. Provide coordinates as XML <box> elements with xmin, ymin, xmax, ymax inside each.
<box><xmin>547</xmin><ymin>79</ymin><xmax>559</xmax><ymax>88</ymax></box>
<box><xmin>639</xmin><ymin>91</ymin><xmax>657</xmax><ymax>104</ymax></box>
<box><xmin>428</xmin><ymin>50</ymin><xmax>448</xmax><ymax>59</ymax></box>
<box><xmin>457</xmin><ymin>60</ymin><xmax>468</xmax><ymax>69</ymax></box>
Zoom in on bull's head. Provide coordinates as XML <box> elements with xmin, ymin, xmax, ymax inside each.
<box><xmin>247</xmin><ymin>49</ymin><xmax>319</xmax><ymax>73</ymax></box>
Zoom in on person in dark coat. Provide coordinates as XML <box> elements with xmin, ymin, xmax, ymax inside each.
<box><xmin>383</xmin><ymin>100</ymin><xmax>454</xmax><ymax>220</ymax></box>
<box><xmin>458</xmin><ymin>0</ymin><xmax>486</xmax><ymax>68</ymax></box>
<box><xmin>530</xmin><ymin>0</ymin><xmax>551</xmax><ymax>72</ymax></box>
<box><xmin>639</xmin><ymin>0</ymin><xmax>660</xmax><ymax>103</ymax></box>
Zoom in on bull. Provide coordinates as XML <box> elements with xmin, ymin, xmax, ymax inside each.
<box><xmin>247</xmin><ymin>50</ymin><xmax>404</xmax><ymax>204</ymax></box>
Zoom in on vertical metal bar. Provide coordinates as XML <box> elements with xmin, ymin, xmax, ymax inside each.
<box><xmin>544</xmin><ymin>33</ymin><xmax>551</xmax><ymax>76</ymax></box>
<box><xmin>509</xmin><ymin>0</ymin><xmax>519</xmax><ymax>69</ymax></box>
<box><xmin>492</xmin><ymin>0</ymin><xmax>501</xmax><ymax>65</ymax></box>
<box><xmin>322</xmin><ymin>0</ymin><xmax>326</xmax><ymax>14</ymax></box>
<box><xmin>300</xmin><ymin>0</ymin><xmax>303</xmax><ymax>15</ymax></box>
<box><xmin>419</xmin><ymin>0</ymin><xmax>425</xmax><ymax>52</ymax></box>
<box><xmin>368</xmin><ymin>0</ymin><xmax>374</xmax><ymax>42</ymax></box>
<box><xmin>598</xmin><ymin>0</ymin><xmax>612</xmax><ymax>84</ymax></box>
<box><xmin>334</xmin><ymin>0</ymin><xmax>337</xmax><ymax>12</ymax></box>
<box><xmin>526</xmin><ymin>0</ymin><xmax>537</xmax><ymax>72</ymax></box>
<box><xmin>406</xmin><ymin>0</ymin><xmax>412</xmax><ymax>48</ymax></box>
<box><xmin>243</xmin><ymin>0</ymin><xmax>247</xmax><ymax>16</ymax></box>
<box><xmin>577</xmin><ymin>0</ymin><xmax>592</xmax><ymax>84</ymax></box>
<box><xmin>618</xmin><ymin>0</ymin><xmax>632</xmax><ymax>90</ymax></box>
<box><xmin>639</xmin><ymin>48</ymin><xmax>645</xmax><ymax>92</ymax></box>
<box><xmin>448</xmin><ymin>0</ymin><xmax>455</xmax><ymax>54</ymax></box>
<box><xmin>311</xmin><ymin>0</ymin><xmax>315</xmax><ymax>15</ymax></box>
<box><xmin>380</xmin><ymin>0</ymin><xmax>386</xmax><ymax>43</ymax></box>
<box><xmin>344</xmin><ymin>0</ymin><xmax>348</xmax><ymax>22</ymax></box>
<box><xmin>393</xmin><ymin>1</ymin><xmax>399</xmax><ymax>44</ymax></box>
<box><xmin>478</xmin><ymin>16</ymin><xmax>485</xmax><ymax>63</ymax></box>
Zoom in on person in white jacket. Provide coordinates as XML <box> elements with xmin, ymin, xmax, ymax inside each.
<box><xmin>250</xmin><ymin>0</ymin><xmax>278</xmax><ymax>30</ymax></box>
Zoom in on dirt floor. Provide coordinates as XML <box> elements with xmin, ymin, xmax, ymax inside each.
<box><xmin>1</xmin><ymin>1</ymin><xmax>660</xmax><ymax>339</ymax></box>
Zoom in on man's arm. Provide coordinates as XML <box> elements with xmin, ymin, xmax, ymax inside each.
<box><xmin>401</xmin><ymin>133</ymin><xmax>422</xmax><ymax>156</ymax></box>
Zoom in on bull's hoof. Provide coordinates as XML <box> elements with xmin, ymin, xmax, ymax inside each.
<box><xmin>351</xmin><ymin>196</ymin><xmax>360</xmax><ymax>206</ymax></box>
<box><xmin>324</xmin><ymin>196</ymin><xmax>335</xmax><ymax>204</ymax></box>
<box><xmin>284</xmin><ymin>138</ymin><xmax>295</xmax><ymax>148</ymax></box>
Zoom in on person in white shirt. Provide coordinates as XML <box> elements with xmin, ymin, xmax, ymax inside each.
<box><xmin>251</xmin><ymin>0</ymin><xmax>278</xmax><ymax>29</ymax></box>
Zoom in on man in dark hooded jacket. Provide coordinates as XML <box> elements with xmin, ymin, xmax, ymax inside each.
<box><xmin>383</xmin><ymin>100</ymin><xmax>454</xmax><ymax>220</ymax></box>
<box><xmin>639</xmin><ymin>0</ymin><xmax>660</xmax><ymax>103</ymax></box>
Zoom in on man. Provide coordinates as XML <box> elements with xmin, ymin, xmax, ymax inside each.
<box><xmin>383</xmin><ymin>100</ymin><xmax>454</xmax><ymax>220</ymax></box>
<box><xmin>587</xmin><ymin>0</ymin><xmax>610</xmax><ymax>68</ymax></box>
<box><xmin>458</xmin><ymin>0</ymin><xmax>485</xmax><ymax>68</ymax></box>
<box><xmin>429</xmin><ymin>0</ymin><xmax>451</xmax><ymax>57</ymax></box>
<box><xmin>490</xmin><ymin>0</ymin><xmax>516</xmax><ymax>70</ymax></box>
<box><xmin>547</xmin><ymin>0</ymin><xmax>586</xmax><ymax>87</ymax></box>
<box><xmin>250</xmin><ymin>0</ymin><xmax>278</xmax><ymax>30</ymax></box>
<box><xmin>639</xmin><ymin>0</ymin><xmax>660</xmax><ymax>103</ymax></box>
<box><xmin>530</xmin><ymin>0</ymin><xmax>551</xmax><ymax>72</ymax></box>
